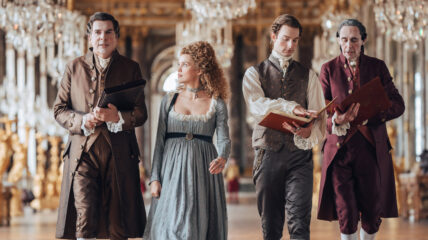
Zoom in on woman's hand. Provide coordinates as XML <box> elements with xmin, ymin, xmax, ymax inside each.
<box><xmin>209</xmin><ymin>157</ymin><xmax>226</xmax><ymax>174</ymax></box>
<box><xmin>150</xmin><ymin>181</ymin><xmax>162</xmax><ymax>198</ymax></box>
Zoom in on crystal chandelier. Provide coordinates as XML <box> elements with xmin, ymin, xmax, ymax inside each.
<box><xmin>0</xmin><ymin>0</ymin><xmax>86</xmax><ymax>84</ymax></box>
<box><xmin>185</xmin><ymin>0</ymin><xmax>256</xmax><ymax>27</ymax></box>
<box><xmin>0</xmin><ymin>0</ymin><xmax>85</xmax><ymax>57</ymax></box>
<box><xmin>374</xmin><ymin>0</ymin><xmax>428</xmax><ymax>50</ymax></box>
<box><xmin>0</xmin><ymin>0</ymin><xmax>85</xmax><ymax>136</ymax></box>
<box><xmin>176</xmin><ymin>18</ymin><xmax>234</xmax><ymax>68</ymax></box>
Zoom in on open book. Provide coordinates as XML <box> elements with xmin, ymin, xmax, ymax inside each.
<box><xmin>258</xmin><ymin>98</ymin><xmax>336</xmax><ymax>133</ymax></box>
<box><xmin>337</xmin><ymin>76</ymin><xmax>391</xmax><ymax>125</ymax></box>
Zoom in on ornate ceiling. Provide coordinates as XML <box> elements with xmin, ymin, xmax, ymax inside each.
<box><xmin>73</xmin><ymin>0</ymin><xmax>331</xmax><ymax>28</ymax></box>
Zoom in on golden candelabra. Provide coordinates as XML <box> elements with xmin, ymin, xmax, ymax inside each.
<box><xmin>30</xmin><ymin>135</ymin><xmax>63</xmax><ymax>210</ymax></box>
<box><xmin>30</xmin><ymin>134</ymin><xmax>48</xmax><ymax>211</ymax></box>
<box><xmin>45</xmin><ymin>136</ymin><xmax>62</xmax><ymax>209</ymax></box>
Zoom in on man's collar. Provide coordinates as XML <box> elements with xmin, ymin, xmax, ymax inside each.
<box><xmin>268</xmin><ymin>54</ymin><xmax>282</xmax><ymax>71</ymax></box>
<box><xmin>84</xmin><ymin>47</ymin><xmax>118</xmax><ymax>69</ymax></box>
<box><xmin>339</xmin><ymin>52</ymin><xmax>365</xmax><ymax>65</ymax></box>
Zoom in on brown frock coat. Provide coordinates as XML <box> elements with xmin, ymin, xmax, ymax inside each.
<box><xmin>53</xmin><ymin>49</ymin><xmax>147</xmax><ymax>238</ymax></box>
<box><xmin>317</xmin><ymin>53</ymin><xmax>405</xmax><ymax>221</ymax></box>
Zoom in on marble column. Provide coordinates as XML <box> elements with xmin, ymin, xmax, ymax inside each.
<box><xmin>228</xmin><ymin>34</ymin><xmax>247</xmax><ymax>170</ymax></box>
<box><xmin>16</xmin><ymin>50</ymin><xmax>26</xmax><ymax>143</ymax></box>
<box><xmin>5</xmin><ymin>42</ymin><xmax>16</xmax><ymax>111</ymax></box>
<box><xmin>0</xmin><ymin>31</ymin><xmax>5</xmax><ymax>84</ymax></box>
<box><xmin>424</xmin><ymin>39</ymin><xmax>428</xmax><ymax>149</ymax></box>
<box><xmin>26</xmin><ymin>51</ymin><xmax>36</xmax><ymax>176</ymax></box>
<box><xmin>39</xmin><ymin>46</ymin><xmax>48</xmax><ymax>107</ymax></box>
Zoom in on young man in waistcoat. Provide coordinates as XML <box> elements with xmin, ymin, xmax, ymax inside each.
<box><xmin>317</xmin><ymin>19</ymin><xmax>405</xmax><ymax>240</ymax></box>
<box><xmin>243</xmin><ymin>14</ymin><xmax>326</xmax><ymax>240</ymax></box>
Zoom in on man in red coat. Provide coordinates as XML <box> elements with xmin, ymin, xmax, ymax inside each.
<box><xmin>317</xmin><ymin>19</ymin><xmax>405</xmax><ymax>240</ymax></box>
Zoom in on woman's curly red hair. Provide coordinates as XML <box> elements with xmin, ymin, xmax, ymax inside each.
<box><xmin>180</xmin><ymin>41</ymin><xmax>229</xmax><ymax>100</ymax></box>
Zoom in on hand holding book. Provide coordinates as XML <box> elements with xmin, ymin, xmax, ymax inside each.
<box><xmin>336</xmin><ymin>76</ymin><xmax>391</xmax><ymax>126</ymax></box>
<box><xmin>292</xmin><ymin>105</ymin><xmax>319</xmax><ymax>119</ymax></box>
<box><xmin>258</xmin><ymin>98</ymin><xmax>336</xmax><ymax>134</ymax></box>
<box><xmin>333</xmin><ymin>102</ymin><xmax>360</xmax><ymax>125</ymax></box>
<box><xmin>282</xmin><ymin>118</ymin><xmax>315</xmax><ymax>138</ymax></box>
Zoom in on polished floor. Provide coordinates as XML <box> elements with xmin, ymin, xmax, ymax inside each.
<box><xmin>1</xmin><ymin>196</ymin><xmax>428</xmax><ymax>240</ymax></box>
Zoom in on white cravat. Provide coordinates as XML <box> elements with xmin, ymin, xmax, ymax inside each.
<box><xmin>97</xmin><ymin>55</ymin><xmax>111</xmax><ymax>70</ymax></box>
<box><xmin>271</xmin><ymin>50</ymin><xmax>292</xmax><ymax>72</ymax></box>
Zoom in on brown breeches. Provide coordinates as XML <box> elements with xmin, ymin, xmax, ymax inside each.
<box><xmin>331</xmin><ymin>132</ymin><xmax>382</xmax><ymax>234</ymax></box>
<box><xmin>73</xmin><ymin>135</ymin><xmax>127</xmax><ymax>240</ymax></box>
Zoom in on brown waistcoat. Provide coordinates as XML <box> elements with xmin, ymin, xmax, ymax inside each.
<box><xmin>252</xmin><ymin>55</ymin><xmax>309</xmax><ymax>152</ymax></box>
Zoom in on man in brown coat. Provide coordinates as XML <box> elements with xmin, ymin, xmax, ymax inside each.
<box><xmin>318</xmin><ymin>19</ymin><xmax>405</xmax><ymax>240</ymax></box>
<box><xmin>54</xmin><ymin>12</ymin><xmax>147</xmax><ymax>240</ymax></box>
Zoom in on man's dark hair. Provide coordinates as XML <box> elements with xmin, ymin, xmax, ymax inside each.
<box><xmin>86</xmin><ymin>12</ymin><xmax>120</xmax><ymax>38</ymax></box>
<box><xmin>336</xmin><ymin>19</ymin><xmax>367</xmax><ymax>41</ymax></box>
<box><xmin>271</xmin><ymin>14</ymin><xmax>302</xmax><ymax>36</ymax></box>
<box><xmin>336</xmin><ymin>19</ymin><xmax>367</xmax><ymax>54</ymax></box>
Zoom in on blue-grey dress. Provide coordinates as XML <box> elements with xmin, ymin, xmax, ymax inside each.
<box><xmin>144</xmin><ymin>93</ymin><xmax>231</xmax><ymax>240</ymax></box>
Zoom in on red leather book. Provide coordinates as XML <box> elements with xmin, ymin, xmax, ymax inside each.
<box><xmin>338</xmin><ymin>76</ymin><xmax>391</xmax><ymax>125</ymax></box>
<box><xmin>258</xmin><ymin>98</ymin><xmax>336</xmax><ymax>133</ymax></box>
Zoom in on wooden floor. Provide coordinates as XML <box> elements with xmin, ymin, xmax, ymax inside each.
<box><xmin>1</xmin><ymin>200</ymin><xmax>428</xmax><ymax>240</ymax></box>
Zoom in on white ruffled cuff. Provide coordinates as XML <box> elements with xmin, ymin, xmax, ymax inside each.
<box><xmin>294</xmin><ymin>134</ymin><xmax>318</xmax><ymax>150</ymax></box>
<box><xmin>81</xmin><ymin>114</ymin><xmax>95</xmax><ymax>136</ymax></box>
<box><xmin>285</xmin><ymin>101</ymin><xmax>300</xmax><ymax>115</ymax></box>
<box><xmin>332</xmin><ymin>112</ymin><xmax>350</xmax><ymax>136</ymax></box>
<box><xmin>106</xmin><ymin>111</ymin><xmax>124</xmax><ymax>133</ymax></box>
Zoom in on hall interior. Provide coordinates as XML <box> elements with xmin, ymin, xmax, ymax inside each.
<box><xmin>0</xmin><ymin>0</ymin><xmax>428</xmax><ymax>239</ymax></box>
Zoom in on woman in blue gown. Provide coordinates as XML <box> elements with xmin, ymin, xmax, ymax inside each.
<box><xmin>144</xmin><ymin>41</ymin><xmax>231</xmax><ymax>240</ymax></box>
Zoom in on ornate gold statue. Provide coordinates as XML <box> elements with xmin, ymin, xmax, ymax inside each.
<box><xmin>0</xmin><ymin>117</ymin><xmax>16</xmax><ymax>221</ymax></box>
<box><xmin>7</xmin><ymin>126</ymin><xmax>30</xmax><ymax>217</ymax></box>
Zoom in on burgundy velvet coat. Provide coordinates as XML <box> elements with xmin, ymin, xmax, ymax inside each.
<box><xmin>317</xmin><ymin>53</ymin><xmax>405</xmax><ymax>221</ymax></box>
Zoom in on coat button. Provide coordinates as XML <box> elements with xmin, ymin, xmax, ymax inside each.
<box><xmin>74</xmin><ymin>158</ymin><xmax>79</xmax><ymax>162</ymax></box>
<box><xmin>88</xmin><ymin>103</ymin><xmax>93</xmax><ymax>108</ymax></box>
<box><xmin>336</xmin><ymin>142</ymin><xmax>340</xmax><ymax>148</ymax></box>
<box><xmin>130</xmin><ymin>154</ymin><xmax>135</xmax><ymax>158</ymax></box>
<box><xmin>381</xmin><ymin>118</ymin><xmax>386</xmax><ymax>122</ymax></box>
<box><xmin>347</xmin><ymin>76</ymin><xmax>351</xmax><ymax>81</ymax></box>
<box><xmin>91</xmin><ymin>76</ymin><xmax>96</xmax><ymax>81</ymax></box>
<box><xmin>348</xmin><ymin>89</ymin><xmax>352</xmax><ymax>94</ymax></box>
<box><xmin>344</xmin><ymin>64</ymin><xmax>347</xmax><ymax>69</ymax></box>
<box><xmin>89</xmin><ymin>89</ymin><xmax>94</xmax><ymax>94</ymax></box>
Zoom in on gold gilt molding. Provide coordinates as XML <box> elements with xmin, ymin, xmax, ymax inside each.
<box><xmin>75</xmin><ymin>0</ymin><xmax>189</xmax><ymax>27</ymax></box>
<box><xmin>318</xmin><ymin>0</ymin><xmax>364</xmax><ymax>15</ymax></box>
<box><xmin>74</xmin><ymin>0</ymin><xmax>333</xmax><ymax>28</ymax></box>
